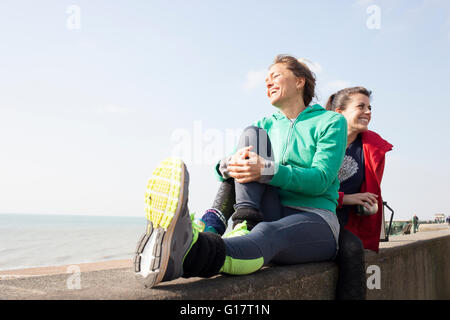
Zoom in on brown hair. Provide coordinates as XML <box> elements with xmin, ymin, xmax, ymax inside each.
<box><xmin>325</xmin><ymin>86</ymin><xmax>372</xmax><ymax>111</ymax></box>
<box><xmin>271</xmin><ymin>54</ymin><xmax>316</xmax><ymax>106</ymax></box>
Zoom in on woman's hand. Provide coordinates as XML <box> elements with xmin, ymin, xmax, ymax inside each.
<box><xmin>342</xmin><ymin>192</ymin><xmax>378</xmax><ymax>209</ymax></box>
<box><xmin>228</xmin><ymin>146</ymin><xmax>265</xmax><ymax>184</ymax></box>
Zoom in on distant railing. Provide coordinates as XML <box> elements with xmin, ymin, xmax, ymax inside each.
<box><xmin>386</xmin><ymin>221</ymin><xmax>410</xmax><ymax>236</ymax></box>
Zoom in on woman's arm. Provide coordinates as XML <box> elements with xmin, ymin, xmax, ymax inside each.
<box><xmin>214</xmin><ymin>155</ymin><xmax>233</xmax><ymax>181</ymax></box>
<box><xmin>214</xmin><ymin>119</ymin><xmax>264</xmax><ymax>182</ymax></box>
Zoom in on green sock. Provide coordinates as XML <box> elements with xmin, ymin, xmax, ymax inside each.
<box><xmin>220</xmin><ymin>255</ymin><xmax>264</xmax><ymax>275</ymax></box>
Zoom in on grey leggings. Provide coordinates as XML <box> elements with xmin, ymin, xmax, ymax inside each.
<box><xmin>224</xmin><ymin>207</ymin><xmax>337</xmax><ymax>266</ymax></box>
<box><xmin>222</xmin><ymin>126</ymin><xmax>337</xmax><ymax>269</ymax></box>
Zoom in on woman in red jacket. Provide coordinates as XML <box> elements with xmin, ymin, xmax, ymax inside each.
<box><xmin>326</xmin><ymin>86</ymin><xmax>393</xmax><ymax>299</ymax></box>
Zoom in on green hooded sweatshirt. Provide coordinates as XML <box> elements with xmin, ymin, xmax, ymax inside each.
<box><xmin>215</xmin><ymin>104</ymin><xmax>347</xmax><ymax>214</ymax></box>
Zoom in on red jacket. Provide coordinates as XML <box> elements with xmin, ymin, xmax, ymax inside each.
<box><xmin>337</xmin><ymin>130</ymin><xmax>393</xmax><ymax>252</ymax></box>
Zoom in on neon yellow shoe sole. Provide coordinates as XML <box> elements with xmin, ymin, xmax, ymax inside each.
<box><xmin>134</xmin><ymin>157</ymin><xmax>192</xmax><ymax>288</ymax></box>
<box><xmin>145</xmin><ymin>157</ymin><xmax>185</xmax><ymax>230</ymax></box>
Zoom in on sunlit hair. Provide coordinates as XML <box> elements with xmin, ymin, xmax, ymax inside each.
<box><xmin>326</xmin><ymin>87</ymin><xmax>372</xmax><ymax>111</ymax></box>
<box><xmin>270</xmin><ymin>54</ymin><xmax>317</xmax><ymax>106</ymax></box>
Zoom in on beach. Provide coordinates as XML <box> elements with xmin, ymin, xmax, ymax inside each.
<box><xmin>0</xmin><ymin>259</ymin><xmax>132</xmax><ymax>280</ymax></box>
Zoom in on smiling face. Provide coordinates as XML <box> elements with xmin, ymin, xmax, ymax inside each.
<box><xmin>336</xmin><ymin>93</ymin><xmax>372</xmax><ymax>133</ymax></box>
<box><xmin>265</xmin><ymin>63</ymin><xmax>304</xmax><ymax>108</ymax></box>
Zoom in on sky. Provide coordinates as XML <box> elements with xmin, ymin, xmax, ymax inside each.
<box><xmin>0</xmin><ymin>0</ymin><xmax>449</xmax><ymax>221</ymax></box>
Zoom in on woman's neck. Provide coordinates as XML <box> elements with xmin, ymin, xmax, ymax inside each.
<box><xmin>347</xmin><ymin>129</ymin><xmax>359</xmax><ymax>147</ymax></box>
<box><xmin>279</xmin><ymin>97</ymin><xmax>306</xmax><ymax>120</ymax></box>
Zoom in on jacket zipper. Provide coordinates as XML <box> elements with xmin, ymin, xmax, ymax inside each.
<box><xmin>281</xmin><ymin>116</ymin><xmax>299</xmax><ymax>165</ymax></box>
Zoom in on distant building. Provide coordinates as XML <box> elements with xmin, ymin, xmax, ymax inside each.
<box><xmin>434</xmin><ymin>213</ymin><xmax>445</xmax><ymax>223</ymax></box>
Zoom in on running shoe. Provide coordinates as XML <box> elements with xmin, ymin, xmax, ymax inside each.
<box><xmin>222</xmin><ymin>220</ymin><xmax>250</xmax><ymax>238</ymax></box>
<box><xmin>134</xmin><ymin>157</ymin><xmax>195</xmax><ymax>288</ymax></box>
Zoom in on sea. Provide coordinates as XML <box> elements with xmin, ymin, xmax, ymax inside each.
<box><xmin>0</xmin><ymin>213</ymin><xmax>147</xmax><ymax>271</ymax></box>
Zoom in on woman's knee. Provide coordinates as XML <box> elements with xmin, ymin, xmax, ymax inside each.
<box><xmin>238</xmin><ymin>126</ymin><xmax>272</xmax><ymax>160</ymax></box>
<box><xmin>239</xmin><ymin>126</ymin><xmax>263</xmax><ymax>144</ymax></box>
<box><xmin>242</xmin><ymin>125</ymin><xmax>261</xmax><ymax>132</ymax></box>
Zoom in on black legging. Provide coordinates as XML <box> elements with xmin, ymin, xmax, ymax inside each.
<box><xmin>335</xmin><ymin>228</ymin><xmax>366</xmax><ymax>300</ymax></box>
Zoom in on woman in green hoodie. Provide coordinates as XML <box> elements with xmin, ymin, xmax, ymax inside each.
<box><xmin>134</xmin><ymin>55</ymin><xmax>348</xmax><ymax>287</ymax></box>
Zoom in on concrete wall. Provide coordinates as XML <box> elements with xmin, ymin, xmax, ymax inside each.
<box><xmin>0</xmin><ymin>228</ymin><xmax>449</xmax><ymax>300</ymax></box>
<box><xmin>365</xmin><ymin>229</ymin><xmax>450</xmax><ymax>299</ymax></box>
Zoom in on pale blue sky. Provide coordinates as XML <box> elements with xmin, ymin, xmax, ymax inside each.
<box><xmin>0</xmin><ymin>0</ymin><xmax>449</xmax><ymax>221</ymax></box>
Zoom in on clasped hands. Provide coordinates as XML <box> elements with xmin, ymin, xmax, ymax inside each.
<box><xmin>227</xmin><ymin>146</ymin><xmax>265</xmax><ymax>184</ymax></box>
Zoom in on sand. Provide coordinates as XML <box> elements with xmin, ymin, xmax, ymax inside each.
<box><xmin>0</xmin><ymin>259</ymin><xmax>132</xmax><ymax>280</ymax></box>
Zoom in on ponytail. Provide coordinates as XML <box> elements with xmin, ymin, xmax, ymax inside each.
<box><xmin>325</xmin><ymin>93</ymin><xmax>336</xmax><ymax>110</ymax></box>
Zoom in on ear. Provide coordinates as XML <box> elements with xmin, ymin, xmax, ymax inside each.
<box><xmin>335</xmin><ymin>107</ymin><xmax>344</xmax><ymax>114</ymax></box>
<box><xmin>296</xmin><ymin>77</ymin><xmax>305</xmax><ymax>90</ymax></box>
